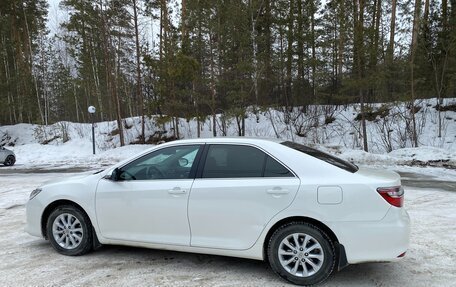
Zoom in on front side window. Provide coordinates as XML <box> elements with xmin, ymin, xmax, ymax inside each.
<box><xmin>119</xmin><ymin>145</ymin><xmax>201</xmax><ymax>180</ymax></box>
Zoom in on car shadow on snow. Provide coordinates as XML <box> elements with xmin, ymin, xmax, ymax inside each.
<box><xmin>80</xmin><ymin>245</ymin><xmax>399</xmax><ymax>285</ymax></box>
<box><xmin>20</xmin><ymin>239</ymin><xmax>402</xmax><ymax>286</ymax></box>
<box><xmin>79</xmin><ymin>244</ymin><xmax>281</xmax><ymax>284</ymax></box>
<box><xmin>95</xmin><ymin>244</ymin><xmax>273</xmax><ymax>270</ymax></box>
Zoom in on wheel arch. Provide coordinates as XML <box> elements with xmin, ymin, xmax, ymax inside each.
<box><xmin>263</xmin><ymin>216</ymin><xmax>340</xmax><ymax>261</ymax></box>
<box><xmin>41</xmin><ymin>199</ymin><xmax>94</xmax><ymax>240</ymax></box>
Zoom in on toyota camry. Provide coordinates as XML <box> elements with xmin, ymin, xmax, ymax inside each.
<box><xmin>26</xmin><ymin>138</ymin><xmax>410</xmax><ymax>286</ymax></box>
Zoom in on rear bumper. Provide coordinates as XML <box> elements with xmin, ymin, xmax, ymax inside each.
<box><xmin>329</xmin><ymin>207</ymin><xmax>410</xmax><ymax>264</ymax></box>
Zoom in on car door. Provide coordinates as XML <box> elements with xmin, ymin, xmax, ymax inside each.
<box><xmin>188</xmin><ymin>144</ymin><xmax>300</xmax><ymax>250</ymax></box>
<box><xmin>95</xmin><ymin>144</ymin><xmax>202</xmax><ymax>246</ymax></box>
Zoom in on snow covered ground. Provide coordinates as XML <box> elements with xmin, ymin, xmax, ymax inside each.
<box><xmin>0</xmin><ymin>172</ymin><xmax>455</xmax><ymax>286</ymax></box>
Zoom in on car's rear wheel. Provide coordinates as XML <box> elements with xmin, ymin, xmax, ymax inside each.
<box><xmin>46</xmin><ymin>205</ymin><xmax>93</xmax><ymax>256</ymax></box>
<box><xmin>4</xmin><ymin>155</ymin><xmax>15</xmax><ymax>166</ymax></box>
<box><xmin>267</xmin><ymin>222</ymin><xmax>335</xmax><ymax>286</ymax></box>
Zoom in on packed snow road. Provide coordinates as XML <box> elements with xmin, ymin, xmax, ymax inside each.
<box><xmin>0</xmin><ymin>170</ymin><xmax>455</xmax><ymax>286</ymax></box>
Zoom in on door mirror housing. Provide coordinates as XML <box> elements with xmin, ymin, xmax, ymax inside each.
<box><xmin>104</xmin><ymin>168</ymin><xmax>121</xmax><ymax>181</ymax></box>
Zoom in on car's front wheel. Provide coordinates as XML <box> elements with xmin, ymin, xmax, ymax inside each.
<box><xmin>4</xmin><ymin>155</ymin><xmax>15</xmax><ymax>166</ymax></box>
<box><xmin>46</xmin><ymin>205</ymin><xmax>93</xmax><ymax>256</ymax></box>
<box><xmin>267</xmin><ymin>222</ymin><xmax>336</xmax><ymax>286</ymax></box>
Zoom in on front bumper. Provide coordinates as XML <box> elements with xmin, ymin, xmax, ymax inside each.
<box><xmin>25</xmin><ymin>198</ymin><xmax>45</xmax><ymax>238</ymax></box>
<box><xmin>329</xmin><ymin>207</ymin><xmax>411</xmax><ymax>264</ymax></box>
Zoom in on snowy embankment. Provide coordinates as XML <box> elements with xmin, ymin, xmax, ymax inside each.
<box><xmin>0</xmin><ymin>98</ymin><xmax>455</xmax><ymax>174</ymax></box>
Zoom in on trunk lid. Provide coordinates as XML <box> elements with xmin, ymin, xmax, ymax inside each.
<box><xmin>356</xmin><ymin>166</ymin><xmax>401</xmax><ymax>185</ymax></box>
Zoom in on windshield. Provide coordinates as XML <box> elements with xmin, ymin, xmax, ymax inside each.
<box><xmin>281</xmin><ymin>141</ymin><xmax>359</xmax><ymax>173</ymax></box>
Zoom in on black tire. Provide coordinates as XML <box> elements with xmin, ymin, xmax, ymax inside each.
<box><xmin>267</xmin><ymin>222</ymin><xmax>336</xmax><ymax>286</ymax></box>
<box><xmin>4</xmin><ymin>155</ymin><xmax>15</xmax><ymax>166</ymax></box>
<box><xmin>46</xmin><ymin>205</ymin><xmax>93</xmax><ymax>256</ymax></box>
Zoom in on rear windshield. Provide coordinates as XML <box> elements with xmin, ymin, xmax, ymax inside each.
<box><xmin>281</xmin><ymin>141</ymin><xmax>359</xmax><ymax>173</ymax></box>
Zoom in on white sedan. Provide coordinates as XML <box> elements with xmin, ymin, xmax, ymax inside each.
<box><xmin>26</xmin><ymin>138</ymin><xmax>410</xmax><ymax>286</ymax></box>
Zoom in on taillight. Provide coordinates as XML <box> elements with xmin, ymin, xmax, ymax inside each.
<box><xmin>377</xmin><ymin>186</ymin><xmax>404</xmax><ymax>207</ymax></box>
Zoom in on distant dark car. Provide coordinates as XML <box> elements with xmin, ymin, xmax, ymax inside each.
<box><xmin>0</xmin><ymin>146</ymin><xmax>15</xmax><ymax>166</ymax></box>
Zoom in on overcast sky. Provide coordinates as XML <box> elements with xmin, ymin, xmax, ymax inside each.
<box><xmin>45</xmin><ymin>0</ymin><xmax>159</xmax><ymax>51</ymax></box>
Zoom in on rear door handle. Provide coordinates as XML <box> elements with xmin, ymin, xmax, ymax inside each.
<box><xmin>266</xmin><ymin>187</ymin><xmax>289</xmax><ymax>195</ymax></box>
<box><xmin>168</xmin><ymin>187</ymin><xmax>187</xmax><ymax>195</ymax></box>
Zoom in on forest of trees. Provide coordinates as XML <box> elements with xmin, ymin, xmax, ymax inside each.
<box><xmin>1</xmin><ymin>0</ymin><xmax>456</xmax><ymax>148</ymax></box>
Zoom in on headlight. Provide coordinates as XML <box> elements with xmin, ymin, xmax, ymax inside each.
<box><xmin>29</xmin><ymin>188</ymin><xmax>42</xmax><ymax>200</ymax></box>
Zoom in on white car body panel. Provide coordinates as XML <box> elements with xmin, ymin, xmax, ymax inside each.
<box><xmin>95</xmin><ymin>179</ymin><xmax>193</xmax><ymax>245</ymax></box>
<box><xmin>25</xmin><ymin>137</ymin><xmax>410</xmax><ymax>265</ymax></box>
<box><xmin>188</xmin><ymin>177</ymin><xmax>300</xmax><ymax>250</ymax></box>
<box><xmin>25</xmin><ymin>173</ymin><xmax>101</xmax><ymax>237</ymax></box>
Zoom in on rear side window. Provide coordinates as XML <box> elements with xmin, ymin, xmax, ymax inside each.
<box><xmin>202</xmin><ymin>144</ymin><xmax>294</xmax><ymax>178</ymax></box>
<box><xmin>281</xmin><ymin>141</ymin><xmax>358</xmax><ymax>173</ymax></box>
<box><xmin>202</xmin><ymin>145</ymin><xmax>265</xmax><ymax>178</ymax></box>
<box><xmin>264</xmin><ymin>156</ymin><xmax>293</xmax><ymax>177</ymax></box>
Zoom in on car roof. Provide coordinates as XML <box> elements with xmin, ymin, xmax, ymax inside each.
<box><xmin>158</xmin><ymin>137</ymin><xmax>284</xmax><ymax>145</ymax></box>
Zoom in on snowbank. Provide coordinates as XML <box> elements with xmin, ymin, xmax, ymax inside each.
<box><xmin>0</xmin><ymin>98</ymin><xmax>454</xmax><ymax>171</ymax></box>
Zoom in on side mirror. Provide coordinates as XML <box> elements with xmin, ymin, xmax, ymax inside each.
<box><xmin>104</xmin><ymin>168</ymin><xmax>121</xmax><ymax>181</ymax></box>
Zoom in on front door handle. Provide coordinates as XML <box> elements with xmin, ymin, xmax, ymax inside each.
<box><xmin>168</xmin><ymin>187</ymin><xmax>187</xmax><ymax>195</ymax></box>
<box><xmin>266</xmin><ymin>187</ymin><xmax>289</xmax><ymax>195</ymax></box>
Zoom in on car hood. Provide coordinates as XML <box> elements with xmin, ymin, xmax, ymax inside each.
<box><xmin>41</xmin><ymin>171</ymin><xmax>99</xmax><ymax>186</ymax></box>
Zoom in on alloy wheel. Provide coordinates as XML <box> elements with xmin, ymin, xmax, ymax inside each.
<box><xmin>277</xmin><ymin>232</ymin><xmax>325</xmax><ymax>277</ymax></box>
<box><xmin>52</xmin><ymin>213</ymin><xmax>84</xmax><ymax>250</ymax></box>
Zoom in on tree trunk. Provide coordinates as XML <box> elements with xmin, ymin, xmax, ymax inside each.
<box><xmin>337</xmin><ymin>1</ymin><xmax>345</xmax><ymax>89</ymax></box>
<box><xmin>310</xmin><ymin>0</ymin><xmax>316</xmax><ymax>102</ymax></box>
<box><xmin>410</xmin><ymin>0</ymin><xmax>421</xmax><ymax>147</ymax></box>
<box><xmin>133</xmin><ymin>0</ymin><xmax>145</xmax><ymax>143</ymax></box>
<box><xmin>353</xmin><ymin>0</ymin><xmax>368</xmax><ymax>152</ymax></box>
<box><xmin>265</xmin><ymin>0</ymin><xmax>272</xmax><ymax>105</ymax></box>
<box><xmin>99</xmin><ymin>0</ymin><xmax>124</xmax><ymax>146</ymax></box>
<box><xmin>386</xmin><ymin>0</ymin><xmax>397</xmax><ymax>100</ymax></box>
<box><xmin>242</xmin><ymin>116</ymin><xmax>245</xmax><ymax>136</ymax></box>
<box><xmin>296</xmin><ymin>0</ymin><xmax>305</xmax><ymax>103</ymax></box>
<box><xmin>181</xmin><ymin>0</ymin><xmax>188</xmax><ymax>51</ymax></box>
<box><xmin>175</xmin><ymin>117</ymin><xmax>180</xmax><ymax>139</ymax></box>
<box><xmin>250</xmin><ymin>0</ymin><xmax>259</xmax><ymax>111</ymax></box>
<box><xmin>423</xmin><ymin>0</ymin><xmax>430</xmax><ymax>22</ymax></box>
<box><xmin>209</xmin><ymin>32</ymin><xmax>217</xmax><ymax>137</ymax></box>
<box><xmin>22</xmin><ymin>5</ymin><xmax>44</xmax><ymax>125</ymax></box>
<box><xmin>286</xmin><ymin>0</ymin><xmax>294</xmax><ymax>107</ymax></box>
